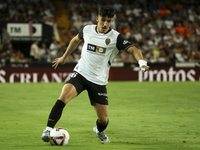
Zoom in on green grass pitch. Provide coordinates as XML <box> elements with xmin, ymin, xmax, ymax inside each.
<box><xmin>0</xmin><ymin>81</ymin><xmax>200</xmax><ymax>150</ymax></box>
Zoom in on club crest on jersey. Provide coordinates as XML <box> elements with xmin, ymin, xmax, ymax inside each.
<box><xmin>105</xmin><ymin>38</ymin><xmax>111</xmax><ymax>45</ymax></box>
<box><xmin>87</xmin><ymin>43</ymin><xmax>106</xmax><ymax>55</ymax></box>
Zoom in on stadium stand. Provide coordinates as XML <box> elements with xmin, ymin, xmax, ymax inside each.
<box><xmin>0</xmin><ymin>0</ymin><xmax>200</xmax><ymax>65</ymax></box>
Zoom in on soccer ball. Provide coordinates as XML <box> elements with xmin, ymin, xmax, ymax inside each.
<box><xmin>49</xmin><ymin>127</ymin><xmax>70</xmax><ymax>146</ymax></box>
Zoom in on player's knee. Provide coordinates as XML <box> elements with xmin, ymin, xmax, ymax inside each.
<box><xmin>59</xmin><ymin>94</ymin><xmax>72</xmax><ymax>104</ymax></box>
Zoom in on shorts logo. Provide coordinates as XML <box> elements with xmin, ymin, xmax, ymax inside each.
<box><xmin>105</xmin><ymin>38</ymin><xmax>111</xmax><ymax>45</ymax></box>
<box><xmin>70</xmin><ymin>72</ymin><xmax>78</xmax><ymax>78</ymax></box>
<box><xmin>87</xmin><ymin>43</ymin><xmax>106</xmax><ymax>55</ymax></box>
<box><xmin>98</xmin><ymin>93</ymin><xmax>107</xmax><ymax>96</ymax></box>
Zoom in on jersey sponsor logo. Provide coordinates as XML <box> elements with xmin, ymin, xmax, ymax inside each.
<box><xmin>87</xmin><ymin>44</ymin><xmax>96</xmax><ymax>52</ymax></box>
<box><xmin>105</xmin><ymin>38</ymin><xmax>111</xmax><ymax>45</ymax></box>
<box><xmin>87</xmin><ymin>43</ymin><xmax>106</xmax><ymax>55</ymax></box>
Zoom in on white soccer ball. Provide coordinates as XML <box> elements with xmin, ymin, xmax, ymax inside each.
<box><xmin>49</xmin><ymin>127</ymin><xmax>70</xmax><ymax>146</ymax></box>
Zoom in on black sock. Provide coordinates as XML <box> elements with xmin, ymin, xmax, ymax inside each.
<box><xmin>47</xmin><ymin>100</ymin><xmax>66</xmax><ymax>128</ymax></box>
<box><xmin>96</xmin><ymin>119</ymin><xmax>109</xmax><ymax>132</ymax></box>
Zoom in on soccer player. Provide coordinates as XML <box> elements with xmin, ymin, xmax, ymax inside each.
<box><xmin>41</xmin><ymin>6</ymin><xmax>149</xmax><ymax>143</ymax></box>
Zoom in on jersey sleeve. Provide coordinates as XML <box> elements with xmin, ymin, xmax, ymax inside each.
<box><xmin>78</xmin><ymin>26</ymin><xmax>84</xmax><ymax>40</ymax></box>
<box><xmin>116</xmin><ymin>34</ymin><xmax>134</xmax><ymax>51</ymax></box>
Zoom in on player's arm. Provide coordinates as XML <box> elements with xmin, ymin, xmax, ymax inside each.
<box><xmin>62</xmin><ymin>35</ymin><xmax>82</xmax><ymax>60</ymax></box>
<box><xmin>126</xmin><ymin>46</ymin><xmax>149</xmax><ymax>72</ymax></box>
<box><xmin>52</xmin><ymin>34</ymin><xmax>82</xmax><ymax>69</ymax></box>
<box><xmin>116</xmin><ymin>34</ymin><xmax>149</xmax><ymax>72</ymax></box>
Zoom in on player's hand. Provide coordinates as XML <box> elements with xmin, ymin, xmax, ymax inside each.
<box><xmin>138</xmin><ymin>60</ymin><xmax>149</xmax><ymax>72</ymax></box>
<box><xmin>52</xmin><ymin>57</ymin><xmax>66</xmax><ymax>69</ymax></box>
<box><xmin>140</xmin><ymin>65</ymin><xmax>149</xmax><ymax>72</ymax></box>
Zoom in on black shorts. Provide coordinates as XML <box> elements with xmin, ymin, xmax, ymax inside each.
<box><xmin>65</xmin><ymin>71</ymin><xmax>108</xmax><ymax>105</ymax></box>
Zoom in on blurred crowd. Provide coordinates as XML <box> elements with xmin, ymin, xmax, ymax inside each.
<box><xmin>0</xmin><ymin>0</ymin><xmax>54</xmax><ymax>22</ymax></box>
<box><xmin>0</xmin><ymin>0</ymin><xmax>56</xmax><ymax>64</ymax></box>
<box><xmin>1</xmin><ymin>0</ymin><xmax>200</xmax><ymax>65</ymax></box>
<box><xmin>0</xmin><ymin>33</ymin><xmax>62</xmax><ymax>64</ymax></box>
<box><xmin>66</xmin><ymin>0</ymin><xmax>200</xmax><ymax>64</ymax></box>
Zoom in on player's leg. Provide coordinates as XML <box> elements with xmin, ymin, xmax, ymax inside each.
<box><xmin>93</xmin><ymin>103</ymin><xmax>110</xmax><ymax>143</ymax></box>
<box><xmin>41</xmin><ymin>83</ymin><xmax>78</xmax><ymax>142</ymax></box>
<box><xmin>47</xmin><ymin>83</ymin><xmax>78</xmax><ymax>128</ymax></box>
<box><xmin>87</xmin><ymin>82</ymin><xmax>110</xmax><ymax>143</ymax></box>
<box><xmin>41</xmin><ymin>72</ymin><xmax>85</xmax><ymax>142</ymax></box>
<box><xmin>93</xmin><ymin>102</ymin><xmax>109</xmax><ymax>130</ymax></box>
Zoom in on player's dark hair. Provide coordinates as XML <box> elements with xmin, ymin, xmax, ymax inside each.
<box><xmin>98</xmin><ymin>6</ymin><xmax>115</xmax><ymax>18</ymax></box>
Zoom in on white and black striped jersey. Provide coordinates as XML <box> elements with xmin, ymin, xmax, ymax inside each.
<box><xmin>73</xmin><ymin>24</ymin><xmax>134</xmax><ymax>85</ymax></box>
